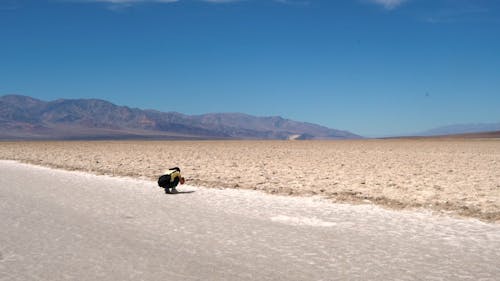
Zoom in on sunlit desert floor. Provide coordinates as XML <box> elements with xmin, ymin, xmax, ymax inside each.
<box><xmin>1</xmin><ymin>139</ymin><xmax>499</xmax><ymax>222</ymax></box>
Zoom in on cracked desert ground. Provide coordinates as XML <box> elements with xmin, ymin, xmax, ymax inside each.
<box><xmin>1</xmin><ymin>139</ymin><xmax>499</xmax><ymax>222</ymax></box>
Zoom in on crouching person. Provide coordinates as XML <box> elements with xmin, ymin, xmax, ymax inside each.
<box><xmin>158</xmin><ymin>167</ymin><xmax>186</xmax><ymax>194</ymax></box>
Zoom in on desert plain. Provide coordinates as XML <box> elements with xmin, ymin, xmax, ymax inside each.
<box><xmin>1</xmin><ymin>139</ymin><xmax>499</xmax><ymax>222</ymax></box>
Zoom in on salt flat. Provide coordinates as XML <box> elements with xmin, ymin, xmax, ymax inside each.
<box><xmin>0</xmin><ymin>139</ymin><xmax>499</xmax><ymax>221</ymax></box>
<box><xmin>1</xmin><ymin>160</ymin><xmax>499</xmax><ymax>281</ymax></box>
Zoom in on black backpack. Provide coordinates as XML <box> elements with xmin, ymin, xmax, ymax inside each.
<box><xmin>158</xmin><ymin>174</ymin><xmax>171</xmax><ymax>188</ymax></box>
<box><xmin>157</xmin><ymin>167</ymin><xmax>181</xmax><ymax>188</ymax></box>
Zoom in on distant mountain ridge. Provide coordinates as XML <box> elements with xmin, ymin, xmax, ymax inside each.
<box><xmin>0</xmin><ymin>95</ymin><xmax>362</xmax><ymax>140</ymax></box>
<box><xmin>417</xmin><ymin>122</ymin><xmax>500</xmax><ymax>136</ymax></box>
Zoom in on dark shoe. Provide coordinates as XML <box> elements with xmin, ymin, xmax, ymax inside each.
<box><xmin>170</xmin><ymin>188</ymin><xmax>178</xmax><ymax>194</ymax></box>
<box><xmin>164</xmin><ymin>188</ymin><xmax>171</xmax><ymax>194</ymax></box>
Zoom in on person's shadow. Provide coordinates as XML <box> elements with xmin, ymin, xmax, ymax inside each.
<box><xmin>158</xmin><ymin>186</ymin><xmax>196</xmax><ymax>195</ymax></box>
<box><xmin>171</xmin><ymin>190</ymin><xmax>196</xmax><ymax>195</ymax></box>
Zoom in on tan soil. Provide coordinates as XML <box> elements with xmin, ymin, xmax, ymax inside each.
<box><xmin>1</xmin><ymin>139</ymin><xmax>499</xmax><ymax>222</ymax></box>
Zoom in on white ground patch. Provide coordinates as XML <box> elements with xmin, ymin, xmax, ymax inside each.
<box><xmin>270</xmin><ymin>215</ymin><xmax>336</xmax><ymax>227</ymax></box>
<box><xmin>2</xmin><ymin>160</ymin><xmax>500</xmax><ymax>281</ymax></box>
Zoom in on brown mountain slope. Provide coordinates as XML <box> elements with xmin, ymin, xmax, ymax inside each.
<box><xmin>0</xmin><ymin>95</ymin><xmax>362</xmax><ymax>140</ymax></box>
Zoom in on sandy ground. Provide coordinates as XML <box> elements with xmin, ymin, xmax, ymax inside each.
<box><xmin>0</xmin><ymin>139</ymin><xmax>499</xmax><ymax>222</ymax></box>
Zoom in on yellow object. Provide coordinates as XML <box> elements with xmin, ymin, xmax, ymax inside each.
<box><xmin>164</xmin><ymin>169</ymin><xmax>182</xmax><ymax>183</ymax></box>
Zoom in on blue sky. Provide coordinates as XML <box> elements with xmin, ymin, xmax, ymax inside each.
<box><xmin>1</xmin><ymin>0</ymin><xmax>499</xmax><ymax>136</ymax></box>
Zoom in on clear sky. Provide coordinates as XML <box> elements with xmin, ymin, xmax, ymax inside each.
<box><xmin>1</xmin><ymin>0</ymin><xmax>499</xmax><ymax>137</ymax></box>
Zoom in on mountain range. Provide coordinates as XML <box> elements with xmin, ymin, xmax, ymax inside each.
<box><xmin>0</xmin><ymin>95</ymin><xmax>361</xmax><ymax>140</ymax></box>
<box><xmin>416</xmin><ymin>122</ymin><xmax>500</xmax><ymax>137</ymax></box>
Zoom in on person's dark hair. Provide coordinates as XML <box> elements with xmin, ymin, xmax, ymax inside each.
<box><xmin>169</xmin><ymin>167</ymin><xmax>181</xmax><ymax>172</ymax></box>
